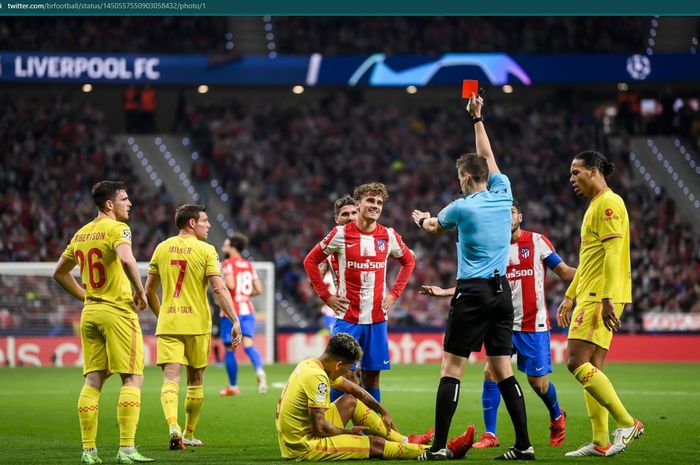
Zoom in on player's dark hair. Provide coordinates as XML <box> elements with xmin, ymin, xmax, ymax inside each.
<box><xmin>91</xmin><ymin>181</ymin><xmax>127</xmax><ymax>211</ymax></box>
<box><xmin>325</xmin><ymin>333</ymin><xmax>363</xmax><ymax>363</ymax></box>
<box><xmin>456</xmin><ymin>153</ymin><xmax>489</xmax><ymax>183</ymax></box>
<box><xmin>574</xmin><ymin>150</ymin><xmax>615</xmax><ymax>176</ymax></box>
<box><xmin>353</xmin><ymin>182</ymin><xmax>389</xmax><ymax>203</ymax></box>
<box><xmin>175</xmin><ymin>204</ymin><xmax>206</xmax><ymax>230</ymax></box>
<box><xmin>228</xmin><ymin>233</ymin><xmax>249</xmax><ymax>252</ymax></box>
<box><xmin>512</xmin><ymin>198</ymin><xmax>522</xmax><ymax>213</ymax></box>
<box><xmin>334</xmin><ymin>194</ymin><xmax>355</xmax><ymax>216</ymax></box>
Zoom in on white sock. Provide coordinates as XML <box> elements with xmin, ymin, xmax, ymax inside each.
<box><xmin>83</xmin><ymin>448</ymin><xmax>98</xmax><ymax>456</ymax></box>
<box><xmin>119</xmin><ymin>446</ymin><xmax>135</xmax><ymax>454</ymax></box>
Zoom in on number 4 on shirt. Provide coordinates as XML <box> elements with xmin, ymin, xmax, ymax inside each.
<box><xmin>170</xmin><ymin>259</ymin><xmax>187</xmax><ymax>297</ymax></box>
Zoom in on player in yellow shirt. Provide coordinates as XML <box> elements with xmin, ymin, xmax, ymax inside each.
<box><xmin>145</xmin><ymin>204</ymin><xmax>242</xmax><ymax>451</ymax></box>
<box><xmin>276</xmin><ymin>333</ymin><xmax>475</xmax><ymax>461</ymax></box>
<box><xmin>557</xmin><ymin>151</ymin><xmax>644</xmax><ymax>458</ymax></box>
<box><xmin>52</xmin><ymin>181</ymin><xmax>154</xmax><ymax>465</ymax></box>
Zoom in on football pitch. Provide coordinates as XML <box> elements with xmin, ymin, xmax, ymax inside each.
<box><xmin>2</xmin><ymin>363</ymin><xmax>699</xmax><ymax>464</ymax></box>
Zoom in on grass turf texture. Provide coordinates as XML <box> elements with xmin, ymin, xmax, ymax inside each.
<box><xmin>2</xmin><ymin>363</ymin><xmax>698</xmax><ymax>464</ymax></box>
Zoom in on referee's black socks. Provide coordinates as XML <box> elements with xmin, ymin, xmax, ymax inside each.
<box><xmin>498</xmin><ymin>376</ymin><xmax>531</xmax><ymax>451</ymax></box>
<box><xmin>431</xmin><ymin>376</ymin><xmax>460</xmax><ymax>451</ymax></box>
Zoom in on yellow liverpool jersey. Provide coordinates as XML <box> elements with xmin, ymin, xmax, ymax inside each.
<box><xmin>149</xmin><ymin>234</ymin><xmax>220</xmax><ymax>335</ymax></box>
<box><xmin>568</xmin><ymin>188</ymin><xmax>632</xmax><ymax>304</ymax></box>
<box><xmin>63</xmin><ymin>217</ymin><xmax>135</xmax><ymax>314</ymax></box>
<box><xmin>275</xmin><ymin>358</ymin><xmax>343</xmax><ymax>453</ymax></box>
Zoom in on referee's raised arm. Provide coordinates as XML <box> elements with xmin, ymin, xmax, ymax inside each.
<box><xmin>467</xmin><ymin>92</ymin><xmax>499</xmax><ymax>174</ymax></box>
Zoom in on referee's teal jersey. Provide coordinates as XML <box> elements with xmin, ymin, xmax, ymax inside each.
<box><xmin>437</xmin><ymin>173</ymin><xmax>512</xmax><ymax>280</ymax></box>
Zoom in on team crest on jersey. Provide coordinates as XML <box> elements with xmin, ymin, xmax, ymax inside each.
<box><xmin>122</xmin><ymin>229</ymin><xmax>132</xmax><ymax>241</ymax></box>
<box><xmin>376</xmin><ymin>239</ymin><xmax>386</xmax><ymax>252</ymax></box>
<box><xmin>520</xmin><ymin>247</ymin><xmax>530</xmax><ymax>259</ymax></box>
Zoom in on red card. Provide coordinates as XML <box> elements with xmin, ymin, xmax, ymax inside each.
<box><xmin>461</xmin><ymin>80</ymin><xmax>479</xmax><ymax>99</ymax></box>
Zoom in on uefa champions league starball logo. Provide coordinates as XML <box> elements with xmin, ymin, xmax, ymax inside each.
<box><xmin>626</xmin><ymin>54</ymin><xmax>652</xmax><ymax>80</ymax></box>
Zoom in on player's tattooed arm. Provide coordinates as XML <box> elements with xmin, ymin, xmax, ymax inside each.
<box><xmin>308</xmin><ymin>407</ymin><xmax>367</xmax><ymax>437</ymax></box>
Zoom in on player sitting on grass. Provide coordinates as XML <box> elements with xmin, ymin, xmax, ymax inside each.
<box><xmin>275</xmin><ymin>333</ymin><xmax>475</xmax><ymax>461</ymax></box>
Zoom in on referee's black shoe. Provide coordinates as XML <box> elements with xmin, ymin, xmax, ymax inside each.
<box><xmin>494</xmin><ymin>446</ymin><xmax>535</xmax><ymax>460</ymax></box>
<box><xmin>417</xmin><ymin>448</ymin><xmax>453</xmax><ymax>460</ymax></box>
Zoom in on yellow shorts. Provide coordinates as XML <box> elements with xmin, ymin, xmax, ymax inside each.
<box><xmin>279</xmin><ymin>404</ymin><xmax>371</xmax><ymax>461</ymax></box>
<box><xmin>568</xmin><ymin>301</ymin><xmax>626</xmax><ymax>350</ymax></box>
<box><xmin>80</xmin><ymin>305</ymin><xmax>144</xmax><ymax>376</ymax></box>
<box><xmin>157</xmin><ymin>334</ymin><xmax>211</xmax><ymax>368</ymax></box>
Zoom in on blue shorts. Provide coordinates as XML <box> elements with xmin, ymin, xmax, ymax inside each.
<box><xmin>322</xmin><ymin>315</ymin><xmax>336</xmax><ymax>333</ymax></box>
<box><xmin>512</xmin><ymin>331</ymin><xmax>552</xmax><ymax>377</ymax></box>
<box><xmin>220</xmin><ymin>314</ymin><xmax>255</xmax><ymax>344</ymax></box>
<box><xmin>332</xmin><ymin>320</ymin><xmax>390</xmax><ymax>371</ymax></box>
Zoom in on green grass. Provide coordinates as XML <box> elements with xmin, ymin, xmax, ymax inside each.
<box><xmin>2</xmin><ymin>363</ymin><xmax>700</xmax><ymax>464</ymax></box>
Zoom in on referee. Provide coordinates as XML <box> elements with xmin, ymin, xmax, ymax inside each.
<box><xmin>412</xmin><ymin>93</ymin><xmax>533</xmax><ymax>461</ymax></box>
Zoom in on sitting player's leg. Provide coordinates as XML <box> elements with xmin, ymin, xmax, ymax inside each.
<box><xmin>473</xmin><ymin>361</ymin><xmax>501</xmax><ymax>448</ymax></box>
<box><xmin>219</xmin><ymin>316</ymin><xmax>239</xmax><ymax>396</ymax></box>
<box><xmin>182</xmin><ymin>334</ymin><xmax>209</xmax><ymax>446</ymax></box>
<box><xmin>240</xmin><ymin>314</ymin><xmax>267</xmax><ymax>393</ymax></box>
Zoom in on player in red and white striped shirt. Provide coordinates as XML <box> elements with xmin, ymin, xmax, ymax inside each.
<box><xmin>219</xmin><ymin>234</ymin><xmax>268</xmax><ymax>396</ymax></box>
<box><xmin>304</xmin><ymin>182</ymin><xmax>415</xmax><ymax>403</ymax></box>
<box><xmin>422</xmin><ymin>199</ymin><xmax>576</xmax><ymax>448</ymax></box>
<box><xmin>319</xmin><ymin>195</ymin><xmax>358</xmax><ymax>333</ymax></box>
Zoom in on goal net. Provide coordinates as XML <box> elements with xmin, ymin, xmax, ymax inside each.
<box><xmin>0</xmin><ymin>262</ymin><xmax>275</xmax><ymax>367</ymax></box>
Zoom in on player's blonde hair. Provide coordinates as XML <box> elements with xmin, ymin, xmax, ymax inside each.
<box><xmin>353</xmin><ymin>182</ymin><xmax>389</xmax><ymax>203</ymax></box>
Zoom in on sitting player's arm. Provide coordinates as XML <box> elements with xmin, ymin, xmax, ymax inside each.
<box><xmin>335</xmin><ymin>377</ymin><xmax>396</xmax><ymax>431</ymax></box>
<box><xmin>144</xmin><ymin>273</ymin><xmax>161</xmax><ymax>317</ymax></box>
<box><xmin>308</xmin><ymin>407</ymin><xmax>367</xmax><ymax>437</ymax></box>
<box><xmin>52</xmin><ymin>256</ymin><xmax>85</xmax><ymax>302</ymax></box>
<box><xmin>116</xmin><ymin>243</ymin><xmax>147</xmax><ymax>310</ymax></box>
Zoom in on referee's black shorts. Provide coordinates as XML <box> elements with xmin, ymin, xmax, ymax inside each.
<box><xmin>443</xmin><ymin>276</ymin><xmax>514</xmax><ymax>358</ymax></box>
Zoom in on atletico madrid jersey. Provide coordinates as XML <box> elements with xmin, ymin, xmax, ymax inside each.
<box><xmin>507</xmin><ymin>230</ymin><xmax>562</xmax><ymax>332</ymax></box>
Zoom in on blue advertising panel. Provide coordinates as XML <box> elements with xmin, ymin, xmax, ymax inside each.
<box><xmin>0</xmin><ymin>51</ymin><xmax>697</xmax><ymax>86</ymax></box>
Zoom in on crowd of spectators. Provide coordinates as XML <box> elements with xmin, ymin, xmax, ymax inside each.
<box><xmin>0</xmin><ymin>96</ymin><xmax>176</xmax><ymax>333</ymax></box>
<box><xmin>1</xmin><ymin>17</ymin><xmax>652</xmax><ymax>56</ymax></box>
<box><xmin>0</xmin><ymin>17</ymin><xmax>228</xmax><ymax>54</ymax></box>
<box><xmin>182</xmin><ymin>92</ymin><xmax>700</xmax><ymax>329</ymax></box>
<box><xmin>273</xmin><ymin>17</ymin><xmax>650</xmax><ymax>55</ymax></box>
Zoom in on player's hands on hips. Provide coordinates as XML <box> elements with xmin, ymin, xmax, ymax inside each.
<box><xmin>381</xmin><ymin>294</ymin><xmax>396</xmax><ymax>311</ymax></box>
<box><xmin>133</xmin><ymin>290</ymin><xmax>148</xmax><ymax>311</ymax></box>
<box><xmin>419</xmin><ymin>285</ymin><xmax>451</xmax><ymax>297</ymax></box>
<box><xmin>411</xmin><ymin>210</ymin><xmax>430</xmax><ymax>228</ymax></box>
<box><xmin>348</xmin><ymin>425</ymin><xmax>370</xmax><ymax>436</ymax></box>
<box><xmin>467</xmin><ymin>92</ymin><xmax>484</xmax><ymax>118</ymax></box>
<box><xmin>230</xmin><ymin>320</ymin><xmax>243</xmax><ymax>347</ymax></box>
<box><xmin>601</xmin><ymin>298</ymin><xmax>621</xmax><ymax>331</ymax></box>
<box><xmin>324</xmin><ymin>295</ymin><xmax>350</xmax><ymax>315</ymax></box>
<box><xmin>556</xmin><ymin>296</ymin><xmax>574</xmax><ymax>327</ymax></box>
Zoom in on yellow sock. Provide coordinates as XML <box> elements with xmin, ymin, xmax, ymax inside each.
<box><xmin>351</xmin><ymin>400</ymin><xmax>404</xmax><ymax>443</ymax></box>
<box><xmin>573</xmin><ymin>363</ymin><xmax>634</xmax><ymax>428</ymax></box>
<box><xmin>584</xmin><ymin>390</ymin><xmax>610</xmax><ymax>446</ymax></box>
<box><xmin>78</xmin><ymin>385</ymin><xmax>100</xmax><ymax>449</ymax></box>
<box><xmin>117</xmin><ymin>386</ymin><xmax>141</xmax><ymax>447</ymax></box>
<box><xmin>184</xmin><ymin>385</ymin><xmax>204</xmax><ymax>439</ymax></box>
<box><xmin>382</xmin><ymin>441</ymin><xmax>428</xmax><ymax>459</ymax></box>
<box><xmin>160</xmin><ymin>380</ymin><xmax>180</xmax><ymax>428</ymax></box>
